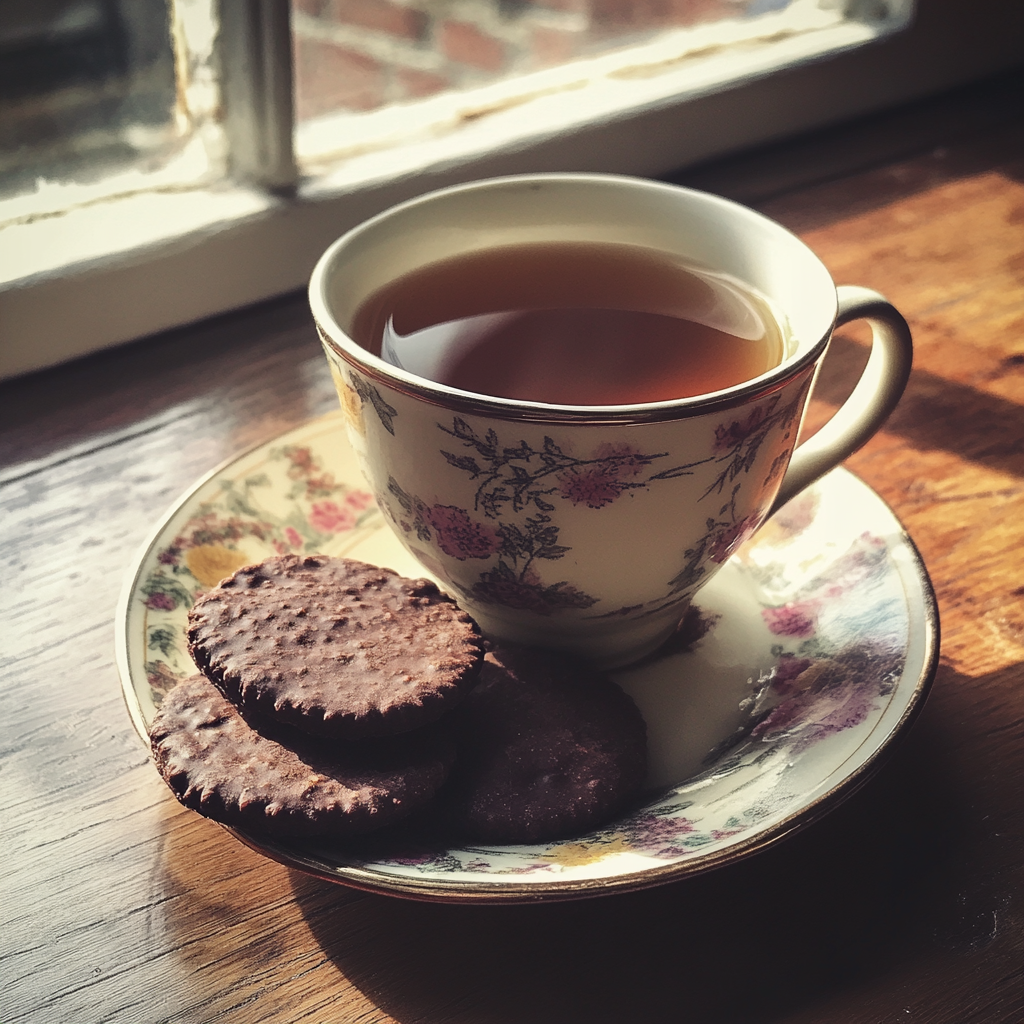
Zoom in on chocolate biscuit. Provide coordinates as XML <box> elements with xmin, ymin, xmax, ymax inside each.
<box><xmin>187</xmin><ymin>554</ymin><xmax>484</xmax><ymax>739</ymax></box>
<box><xmin>151</xmin><ymin>674</ymin><xmax>454</xmax><ymax>837</ymax></box>
<box><xmin>444</xmin><ymin>645</ymin><xmax>647</xmax><ymax>844</ymax></box>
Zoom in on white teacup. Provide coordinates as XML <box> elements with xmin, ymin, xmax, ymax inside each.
<box><xmin>309</xmin><ymin>174</ymin><xmax>912</xmax><ymax>666</ymax></box>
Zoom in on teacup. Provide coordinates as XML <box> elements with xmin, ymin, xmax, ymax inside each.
<box><xmin>309</xmin><ymin>174</ymin><xmax>912</xmax><ymax>666</ymax></box>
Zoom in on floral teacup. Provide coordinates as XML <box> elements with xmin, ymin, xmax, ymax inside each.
<box><xmin>309</xmin><ymin>174</ymin><xmax>912</xmax><ymax>666</ymax></box>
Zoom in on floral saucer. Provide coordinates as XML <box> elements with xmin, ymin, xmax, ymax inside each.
<box><xmin>117</xmin><ymin>411</ymin><xmax>938</xmax><ymax>903</ymax></box>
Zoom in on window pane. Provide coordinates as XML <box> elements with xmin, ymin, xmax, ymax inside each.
<box><xmin>0</xmin><ymin>0</ymin><xmax>204</xmax><ymax>204</ymax></box>
<box><xmin>294</xmin><ymin>0</ymin><xmax>753</xmax><ymax>122</ymax></box>
<box><xmin>292</xmin><ymin>0</ymin><xmax>912</xmax><ymax>167</ymax></box>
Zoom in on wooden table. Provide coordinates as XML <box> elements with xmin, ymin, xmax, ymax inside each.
<box><xmin>3</xmin><ymin>71</ymin><xmax>1022</xmax><ymax>1024</ymax></box>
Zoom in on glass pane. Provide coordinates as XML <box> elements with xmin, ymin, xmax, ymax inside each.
<box><xmin>294</xmin><ymin>0</ymin><xmax>790</xmax><ymax>122</ymax></box>
<box><xmin>0</xmin><ymin>0</ymin><xmax>182</xmax><ymax>202</ymax></box>
<box><xmin>292</xmin><ymin>0</ymin><xmax>912</xmax><ymax>166</ymax></box>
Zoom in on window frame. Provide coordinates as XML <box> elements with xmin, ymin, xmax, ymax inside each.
<box><xmin>0</xmin><ymin>0</ymin><xmax>1021</xmax><ymax>381</ymax></box>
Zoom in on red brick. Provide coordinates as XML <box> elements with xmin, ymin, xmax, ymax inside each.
<box><xmin>591</xmin><ymin>0</ymin><xmax>729</xmax><ymax>27</ymax></box>
<box><xmin>395</xmin><ymin>67</ymin><xmax>452</xmax><ymax>99</ymax></box>
<box><xmin>667</xmin><ymin>0</ymin><xmax>733</xmax><ymax>27</ymax></box>
<box><xmin>439</xmin><ymin>20</ymin><xmax>507</xmax><ymax>71</ymax></box>
<box><xmin>324</xmin><ymin>0</ymin><xmax>428</xmax><ymax>39</ymax></box>
<box><xmin>530</xmin><ymin>25</ymin><xmax>586</xmax><ymax>66</ymax></box>
<box><xmin>293</xmin><ymin>37</ymin><xmax>389</xmax><ymax>119</ymax></box>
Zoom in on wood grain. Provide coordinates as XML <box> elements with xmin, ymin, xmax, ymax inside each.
<box><xmin>2</xmin><ymin>73</ymin><xmax>1023</xmax><ymax>1024</ymax></box>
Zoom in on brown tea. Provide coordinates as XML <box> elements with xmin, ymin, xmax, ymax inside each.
<box><xmin>351</xmin><ymin>241</ymin><xmax>785</xmax><ymax>405</ymax></box>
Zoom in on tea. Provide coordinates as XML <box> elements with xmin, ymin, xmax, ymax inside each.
<box><xmin>352</xmin><ymin>241</ymin><xmax>785</xmax><ymax>405</ymax></box>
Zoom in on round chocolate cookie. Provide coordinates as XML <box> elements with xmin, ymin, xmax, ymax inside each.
<box><xmin>444</xmin><ymin>645</ymin><xmax>648</xmax><ymax>844</ymax></box>
<box><xmin>150</xmin><ymin>674</ymin><xmax>455</xmax><ymax>837</ymax></box>
<box><xmin>187</xmin><ymin>554</ymin><xmax>484</xmax><ymax>739</ymax></box>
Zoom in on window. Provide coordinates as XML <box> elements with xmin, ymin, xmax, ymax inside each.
<box><xmin>291</xmin><ymin>0</ymin><xmax>911</xmax><ymax>172</ymax></box>
<box><xmin>0</xmin><ymin>0</ymin><xmax>1020</xmax><ymax>380</ymax></box>
<box><xmin>0</xmin><ymin>1</ymin><xmax>179</xmax><ymax>201</ymax></box>
<box><xmin>0</xmin><ymin>1</ymin><xmax>222</xmax><ymax>213</ymax></box>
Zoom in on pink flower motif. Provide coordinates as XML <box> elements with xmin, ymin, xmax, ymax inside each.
<box><xmin>752</xmin><ymin>678</ymin><xmax>877</xmax><ymax>753</ymax></box>
<box><xmin>762</xmin><ymin>601</ymin><xmax>818</xmax><ymax>638</ymax></box>
<box><xmin>557</xmin><ymin>467</ymin><xmax>622</xmax><ymax>509</ymax></box>
<box><xmin>626</xmin><ymin>814</ymin><xmax>698</xmax><ymax>858</ymax></box>
<box><xmin>773</xmin><ymin>491</ymin><xmax>818</xmax><ymax>535</ymax></box>
<box><xmin>808</xmin><ymin>532</ymin><xmax>887</xmax><ymax>597</ymax></box>
<box><xmin>345</xmin><ymin>490</ymin><xmax>374</xmax><ymax>511</ymax></box>
<box><xmin>771</xmin><ymin>654</ymin><xmax>813</xmax><ymax>694</ymax></box>
<box><xmin>309</xmin><ymin>500</ymin><xmax>357</xmax><ymax>534</ymax></box>
<box><xmin>709</xmin><ymin>514</ymin><xmax>761</xmax><ymax>563</ymax></box>
<box><xmin>713</xmin><ymin>406</ymin><xmax>766</xmax><ymax>453</ymax></box>
<box><xmin>425</xmin><ymin>505</ymin><xmax>501</xmax><ymax>560</ymax></box>
<box><xmin>813</xmin><ymin>683</ymin><xmax>875</xmax><ymax>736</ymax></box>
<box><xmin>272</xmin><ymin>540</ymin><xmax>289</xmax><ymax>555</ymax></box>
<box><xmin>752</xmin><ymin>697</ymin><xmax>804</xmax><ymax>737</ymax></box>
<box><xmin>557</xmin><ymin>443</ymin><xmax>652</xmax><ymax>508</ymax></box>
<box><xmin>284</xmin><ymin>526</ymin><xmax>303</xmax><ymax>549</ymax></box>
<box><xmin>157</xmin><ymin>549</ymin><xmax>179</xmax><ymax>565</ymax></box>
<box><xmin>145</xmin><ymin>592</ymin><xmax>175</xmax><ymax>611</ymax></box>
<box><xmin>284</xmin><ymin>445</ymin><xmax>315</xmax><ymax>475</ymax></box>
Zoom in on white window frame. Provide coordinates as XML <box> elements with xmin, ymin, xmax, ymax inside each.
<box><xmin>0</xmin><ymin>0</ymin><xmax>1020</xmax><ymax>381</ymax></box>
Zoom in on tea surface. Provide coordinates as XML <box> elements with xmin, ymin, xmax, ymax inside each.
<box><xmin>352</xmin><ymin>242</ymin><xmax>784</xmax><ymax>405</ymax></box>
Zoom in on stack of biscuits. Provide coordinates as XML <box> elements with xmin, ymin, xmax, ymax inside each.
<box><xmin>150</xmin><ymin>553</ymin><xmax>647</xmax><ymax>844</ymax></box>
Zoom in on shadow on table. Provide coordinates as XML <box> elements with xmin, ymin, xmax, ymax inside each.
<box><xmin>291</xmin><ymin>662</ymin><xmax>1017</xmax><ymax>1024</ymax></box>
<box><xmin>798</xmin><ymin>329</ymin><xmax>1024</xmax><ymax>484</ymax></box>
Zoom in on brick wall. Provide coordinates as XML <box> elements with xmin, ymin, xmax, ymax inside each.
<box><xmin>293</xmin><ymin>0</ymin><xmax>749</xmax><ymax>121</ymax></box>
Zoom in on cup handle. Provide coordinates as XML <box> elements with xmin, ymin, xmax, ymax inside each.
<box><xmin>769</xmin><ymin>285</ymin><xmax>913</xmax><ymax>516</ymax></box>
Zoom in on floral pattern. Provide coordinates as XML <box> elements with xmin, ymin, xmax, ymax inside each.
<box><xmin>377</xmin><ymin>388</ymin><xmax>808</xmax><ymax>620</ymax></box>
<box><xmin>348</xmin><ymin>373</ymin><xmax>398</xmax><ymax>435</ymax></box>
<box><xmin>361</xmin><ymin>519</ymin><xmax>914</xmax><ymax>880</ymax></box>
<box><xmin>424</xmin><ymin>505</ymin><xmax>502</xmax><ymax>560</ymax></box>
<box><xmin>123</xmin><ymin>414</ymin><xmax>934</xmax><ymax>897</ymax></box>
<box><xmin>387</xmin><ymin>475</ymin><xmax>597</xmax><ymax>613</ymax></box>
<box><xmin>555</xmin><ymin>441</ymin><xmax>660</xmax><ymax>509</ymax></box>
<box><xmin>662</xmin><ymin>389</ymin><xmax>808</xmax><ymax>603</ymax></box>
<box><xmin>383</xmin><ymin>417</ymin><xmax>725</xmax><ymax>614</ymax></box>
<box><xmin>438</xmin><ymin>416</ymin><xmax>701</xmax><ymax>518</ymax></box>
<box><xmin>136</xmin><ymin>433</ymin><xmax>378</xmax><ymax>700</ymax></box>
<box><xmin>762</xmin><ymin>601</ymin><xmax>818</xmax><ymax>638</ymax></box>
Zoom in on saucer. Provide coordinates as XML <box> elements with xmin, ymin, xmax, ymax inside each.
<box><xmin>117</xmin><ymin>411</ymin><xmax>938</xmax><ymax>903</ymax></box>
